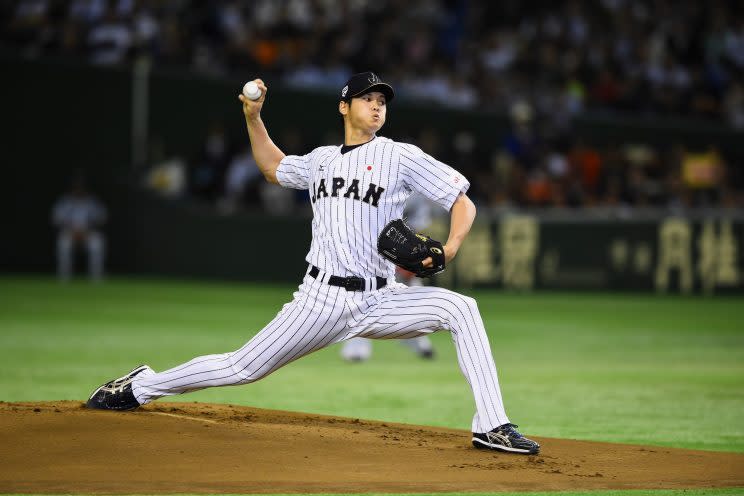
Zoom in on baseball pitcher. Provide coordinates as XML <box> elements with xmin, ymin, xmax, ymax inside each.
<box><xmin>87</xmin><ymin>72</ymin><xmax>539</xmax><ymax>455</ymax></box>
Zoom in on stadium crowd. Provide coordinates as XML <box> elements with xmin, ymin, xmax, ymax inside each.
<box><xmin>144</xmin><ymin>108</ymin><xmax>742</xmax><ymax>213</ymax></box>
<box><xmin>4</xmin><ymin>0</ymin><xmax>743</xmax><ymax>212</ymax></box>
<box><xmin>3</xmin><ymin>0</ymin><xmax>744</xmax><ymax>127</ymax></box>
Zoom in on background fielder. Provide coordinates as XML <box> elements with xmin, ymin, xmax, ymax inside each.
<box><xmin>52</xmin><ymin>176</ymin><xmax>107</xmax><ymax>281</ymax></box>
<box><xmin>87</xmin><ymin>72</ymin><xmax>539</xmax><ymax>455</ymax></box>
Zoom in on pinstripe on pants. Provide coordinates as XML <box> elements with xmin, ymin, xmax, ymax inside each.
<box><xmin>132</xmin><ymin>273</ymin><xmax>510</xmax><ymax>433</ymax></box>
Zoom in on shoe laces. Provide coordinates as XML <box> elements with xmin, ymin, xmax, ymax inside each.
<box><xmin>496</xmin><ymin>423</ymin><xmax>523</xmax><ymax>438</ymax></box>
<box><xmin>104</xmin><ymin>376</ymin><xmax>135</xmax><ymax>395</ymax></box>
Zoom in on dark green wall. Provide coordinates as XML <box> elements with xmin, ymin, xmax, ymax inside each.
<box><xmin>107</xmin><ymin>189</ymin><xmax>311</xmax><ymax>281</ymax></box>
<box><xmin>5</xmin><ymin>57</ymin><xmax>131</xmax><ymax>272</ymax></box>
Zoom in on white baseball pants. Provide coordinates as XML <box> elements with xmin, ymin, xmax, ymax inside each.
<box><xmin>133</xmin><ymin>270</ymin><xmax>510</xmax><ymax>433</ymax></box>
<box><xmin>56</xmin><ymin>231</ymin><xmax>105</xmax><ymax>281</ymax></box>
<box><xmin>340</xmin><ymin>335</ymin><xmax>433</xmax><ymax>361</ymax></box>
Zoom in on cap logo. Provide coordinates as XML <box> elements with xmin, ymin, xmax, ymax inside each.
<box><xmin>368</xmin><ymin>73</ymin><xmax>379</xmax><ymax>84</ymax></box>
<box><xmin>341</xmin><ymin>85</ymin><xmax>348</xmax><ymax>97</ymax></box>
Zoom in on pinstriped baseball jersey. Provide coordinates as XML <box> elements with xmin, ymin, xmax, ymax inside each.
<box><xmin>276</xmin><ymin>137</ymin><xmax>469</xmax><ymax>278</ymax></box>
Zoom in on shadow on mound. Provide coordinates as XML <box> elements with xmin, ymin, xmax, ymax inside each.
<box><xmin>1</xmin><ymin>401</ymin><xmax>743</xmax><ymax>493</ymax></box>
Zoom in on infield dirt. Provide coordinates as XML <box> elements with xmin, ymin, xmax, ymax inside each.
<box><xmin>1</xmin><ymin>401</ymin><xmax>742</xmax><ymax>494</ymax></box>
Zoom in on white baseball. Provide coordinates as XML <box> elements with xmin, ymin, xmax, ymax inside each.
<box><xmin>242</xmin><ymin>81</ymin><xmax>262</xmax><ymax>100</ymax></box>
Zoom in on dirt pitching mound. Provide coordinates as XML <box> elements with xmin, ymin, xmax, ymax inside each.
<box><xmin>1</xmin><ymin>401</ymin><xmax>742</xmax><ymax>494</ymax></box>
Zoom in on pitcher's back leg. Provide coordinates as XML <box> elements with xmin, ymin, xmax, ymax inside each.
<box><xmin>352</xmin><ymin>285</ymin><xmax>509</xmax><ymax>433</ymax></box>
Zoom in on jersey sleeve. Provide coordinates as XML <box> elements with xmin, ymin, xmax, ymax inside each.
<box><xmin>276</xmin><ymin>152</ymin><xmax>312</xmax><ymax>190</ymax></box>
<box><xmin>397</xmin><ymin>144</ymin><xmax>470</xmax><ymax>210</ymax></box>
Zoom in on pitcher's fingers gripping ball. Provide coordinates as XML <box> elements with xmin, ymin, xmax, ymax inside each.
<box><xmin>86</xmin><ymin>72</ymin><xmax>540</xmax><ymax>456</ymax></box>
<box><xmin>243</xmin><ymin>81</ymin><xmax>262</xmax><ymax>100</ymax></box>
<box><xmin>238</xmin><ymin>79</ymin><xmax>268</xmax><ymax>112</ymax></box>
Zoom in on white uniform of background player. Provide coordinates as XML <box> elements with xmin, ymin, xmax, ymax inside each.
<box><xmin>51</xmin><ymin>180</ymin><xmax>107</xmax><ymax>281</ymax></box>
<box><xmin>90</xmin><ymin>73</ymin><xmax>539</xmax><ymax>453</ymax></box>
<box><xmin>341</xmin><ymin>192</ymin><xmax>437</xmax><ymax>361</ymax></box>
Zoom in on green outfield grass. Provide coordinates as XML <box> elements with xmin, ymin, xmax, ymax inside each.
<box><xmin>1</xmin><ymin>276</ymin><xmax>742</xmax><ymax>455</ymax></box>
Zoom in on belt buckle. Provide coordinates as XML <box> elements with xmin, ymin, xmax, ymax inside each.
<box><xmin>342</xmin><ymin>276</ymin><xmax>361</xmax><ymax>291</ymax></box>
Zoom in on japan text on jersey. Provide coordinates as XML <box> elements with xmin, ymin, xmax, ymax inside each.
<box><xmin>276</xmin><ymin>137</ymin><xmax>470</xmax><ymax>279</ymax></box>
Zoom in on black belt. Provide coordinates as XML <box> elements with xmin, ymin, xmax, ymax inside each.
<box><xmin>309</xmin><ymin>265</ymin><xmax>387</xmax><ymax>291</ymax></box>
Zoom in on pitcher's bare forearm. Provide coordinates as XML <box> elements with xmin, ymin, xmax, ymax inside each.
<box><xmin>422</xmin><ymin>192</ymin><xmax>476</xmax><ymax>267</ymax></box>
<box><xmin>444</xmin><ymin>193</ymin><xmax>476</xmax><ymax>260</ymax></box>
<box><xmin>238</xmin><ymin>80</ymin><xmax>284</xmax><ymax>184</ymax></box>
<box><xmin>244</xmin><ymin>114</ymin><xmax>284</xmax><ymax>184</ymax></box>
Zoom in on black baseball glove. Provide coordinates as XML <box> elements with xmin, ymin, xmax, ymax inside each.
<box><xmin>377</xmin><ymin>219</ymin><xmax>446</xmax><ymax>277</ymax></box>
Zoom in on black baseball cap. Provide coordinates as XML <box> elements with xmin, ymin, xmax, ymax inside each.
<box><xmin>340</xmin><ymin>72</ymin><xmax>395</xmax><ymax>103</ymax></box>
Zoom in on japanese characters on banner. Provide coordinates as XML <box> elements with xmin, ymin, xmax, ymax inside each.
<box><xmin>428</xmin><ymin>216</ymin><xmax>742</xmax><ymax>294</ymax></box>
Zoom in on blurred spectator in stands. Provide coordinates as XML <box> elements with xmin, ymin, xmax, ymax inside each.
<box><xmin>7</xmin><ymin>0</ymin><xmax>51</xmax><ymax>57</ymax></box>
<box><xmin>681</xmin><ymin>146</ymin><xmax>725</xmax><ymax>207</ymax></box>
<box><xmin>159</xmin><ymin>117</ymin><xmax>744</xmax><ymax>212</ymax></box>
<box><xmin>259</xmin><ymin>181</ymin><xmax>295</xmax><ymax>216</ymax></box>
<box><xmin>623</xmin><ymin>144</ymin><xmax>662</xmax><ymax>207</ymax></box>
<box><xmin>568</xmin><ymin>139</ymin><xmax>602</xmax><ymax>204</ymax></box>
<box><xmin>486</xmin><ymin>151</ymin><xmax>519</xmax><ymax>207</ymax></box>
<box><xmin>524</xmin><ymin>166</ymin><xmax>553</xmax><ymax>207</ymax></box>
<box><xmin>663</xmin><ymin>146</ymin><xmax>689</xmax><ymax>211</ymax></box>
<box><xmin>444</xmin><ymin>75</ymin><xmax>478</xmax><ymax>109</ymax></box>
<box><xmin>158</xmin><ymin>10</ymin><xmax>186</xmax><ymax>64</ymax></box>
<box><xmin>724</xmin><ymin>82</ymin><xmax>744</xmax><ymax>130</ymax></box>
<box><xmin>590</xmin><ymin>69</ymin><xmax>622</xmax><ymax>108</ymax></box>
<box><xmin>131</xmin><ymin>2</ymin><xmax>160</xmax><ymax>57</ymax></box>
<box><xmin>144</xmin><ymin>140</ymin><xmax>187</xmax><ymax>198</ymax></box>
<box><xmin>68</xmin><ymin>0</ymin><xmax>106</xmax><ymax>24</ymax></box>
<box><xmin>598</xmin><ymin>145</ymin><xmax>629</xmax><ymax>209</ymax></box>
<box><xmin>4</xmin><ymin>0</ymin><xmax>744</xmax><ymax>126</ymax></box>
<box><xmin>51</xmin><ymin>175</ymin><xmax>107</xmax><ymax>281</ymax></box>
<box><xmin>87</xmin><ymin>4</ymin><xmax>131</xmax><ymax>65</ymax></box>
<box><xmin>217</xmin><ymin>144</ymin><xmax>260</xmax><ymax>215</ymax></box>
<box><xmin>502</xmin><ymin>100</ymin><xmax>541</xmax><ymax>171</ymax></box>
<box><xmin>544</xmin><ymin>143</ymin><xmax>578</xmax><ymax>207</ymax></box>
<box><xmin>191</xmin><ymin>123</ymin><xmax>229</xmax><ymax>203</ymax></box>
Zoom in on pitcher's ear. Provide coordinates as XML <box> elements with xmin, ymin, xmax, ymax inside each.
<box><xmin>339</xmin><ymin>99</ymin><xmax>349</xmax><ymax>116</ymax></box>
